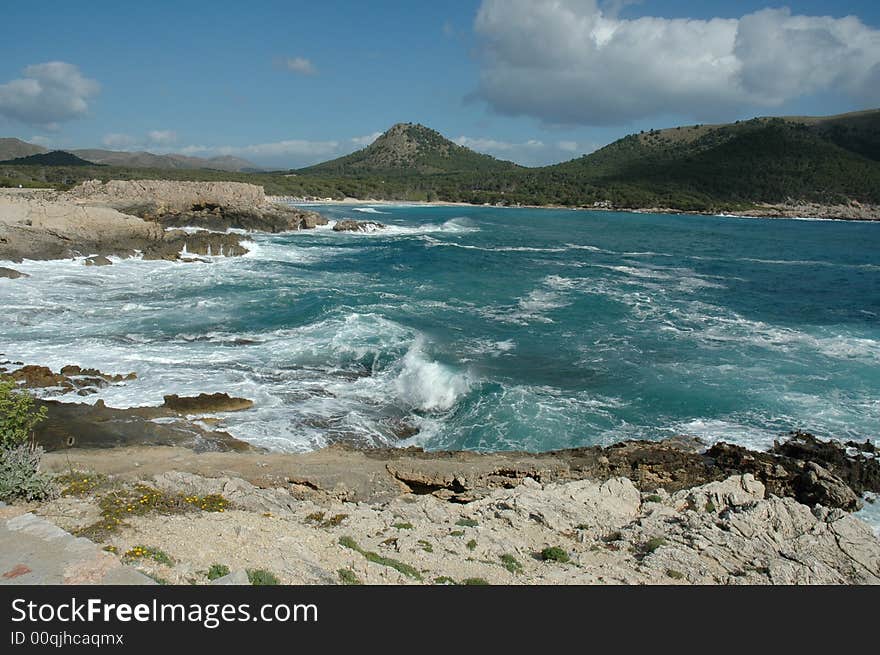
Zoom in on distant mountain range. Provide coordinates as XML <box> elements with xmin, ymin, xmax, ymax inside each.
<box><xmin>0</xmin><ymin>138</ymin><xmax>260</xmax><ymax>173</ymax></box>
<box><xmin>3</xmin><ymin>109</ymin><xmax>880</xmax><ymax>209</ymax></box>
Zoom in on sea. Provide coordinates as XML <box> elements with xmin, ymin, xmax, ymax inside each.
<box><xmin>2</xmin><ymin>203</ymin><xmax>878</xmax><ymax>520</ymax></box>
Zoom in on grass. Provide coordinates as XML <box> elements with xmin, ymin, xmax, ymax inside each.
<box><xmin>705</xmin><ymin>500</ymin><xmax>717</xmax><ymax>513</ymax></box>
<box><xmin>539</xmin><ymin>546</ymin><xmax>570</xmax><ymax>564</ymax></box>
<box><xmin>305</xmin><ymin>511</ymin><xmax>325</xmax><ymax>523</ymax></box>
<box><xmin>643</xmin><ymin>537</ymin><xmax>667</xmax><ymax>555</ymax></box>
<box><xmin>666</xmin><ymin>569</ymin><xmax>685</xmax><ymax>580</ymax></box>
<box><xmin>644</xmin><ymin>494</ymin><xmax>663</xmax><ymax>503</ymax></box>
<box><xmin>55</xmin><ymin>472</ymin><xmax>108</xmax><ymax>497</ymax></box>
<box><xmin>500</xmin><ymin>554</ymin><xmax>523</xmax><ymax>574</ymax></box>
<box><xmin>206</xmin><ymin>564</ymin><xmax>230</xmax><ymax>581</ymax></box>
<box><xmin>460</xmin><ymin>578</ymin><xmax>490</xmax><ymax>585</ymax></box>
<box><xmin>338</xmin><ymin>536</ymin><xmax>422</xmax><ymax>581</ymax></box>
<box><xmin>337</xmin><ymin>569</ymin><xmax>362</xmax><ymax>585</ymax></box>
<box><xmin>122</xmin><ymin>545</ymin><xmax>174</xmax><ymax>566</ymax></box>
<box><xmin>466</xmin><ymin>539</ymin><xmax>477</xmax><ymax>551</ymax></box>
<box><xmin>75</xmin><ymin>483</ymin><xmax>230</xmax><ymax>542</ymax></box>
<box><xmin>449</xmin><ymin>530</ymin><xmax>465</xmax><ymax>537</ymax></box>
<box><xmin>433</xmin><ymin>576</ymin><xmax>456</xmax><ymax>585</ymax></box>
<box><xmin>417</xmin><ymin>540</ymin><xmax>433</xmax><ymax>553</ymax></box>
<box><xmin>455</xmin><ymin>518</ymin><xmax>478</xmax><ymax>528</ymax></box>
<box><xmin>392</xmin><ymin>522</ymin><xmax>414</xmax><ymax>530</ymax></box>
<box><xmin>247</xmin><ymin>569</ymin><xmax>280</xmax><ymax>586</ymax></box>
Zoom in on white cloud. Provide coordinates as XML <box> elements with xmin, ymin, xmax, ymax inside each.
<box><xmin>148</xmin><ymin>130</ymin><xmax>177</xmax><ymax>145</ymax></box>
<box><xmin>283</xmin><ymin>57</ymin><xmax>318</xmax><ymax>76</ymax></box>
<box><xmin>102</xmin><ymin>133</ymin><xmax>137</xmax><ymax>148</ymax></box>
<box><xmin>176</xmin><ymin>133</ymin><xmax>382</xmax><ymax>168</ymax></box>
<box><xmin>0</xmin><ymin>62</ymin><xmax>99</xmax><ymax>128</ymax></box>
<box><xmin>473</xmin><ymin>1</ymin><xmax>880</xmax><ymax>126</ymax></box>
<box><xmin>454</xmin><ymin>135</ymin><xmax>594</xmax><ymax>166</ymax></box>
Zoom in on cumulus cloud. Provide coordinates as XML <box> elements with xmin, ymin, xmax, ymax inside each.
<box><xmin>282</xmin><ymin>57</ymin><xmax>318</xmax><ymax>76</ymax></box>
<box><xmin>0</xmin><ymin>62</ymin><xmax>99</xmax><ymax>129</ymax></box>
<box><xmin>454</xmin><ymin>135</ymin><xmax>594</xmax><ymax>166</ymax></box>
<box><xmin>473</xmin><ymin>1</ymin><xmax>880</xmax><ymax>125</ymax></box>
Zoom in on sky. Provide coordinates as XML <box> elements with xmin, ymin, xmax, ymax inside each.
<box><xmin>1</xmin><ymin>0</ymin><xmax>879</xmax><ymax>169</ymax></box>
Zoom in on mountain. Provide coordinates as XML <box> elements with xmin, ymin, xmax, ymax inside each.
<box><xmin>298</xmin><ymin>122</ymin><xmax>521</xmax><ymax>176</ymax></box>
<box><xmin>0</xmin><ymin>150</ymin><xmax>96</xmax><ymax>167</ymax></box>
<box><xmin>0</xmin><ymin>138</ymin><xmax>259</xmax><ymax>172</ymax></box>
<box><xmin>533</xmin><ymin>109</ymin><xmax>880</xmax><ymax>208</ymax></box>
<box><xmin>69</xmin><ymin>149</ymin><xmax>260</xmax><ymax>172</ymax></box>
<box><xmin>0</xmin><ymin>137</ymin><xmax>48</xmax><ymax>161</ymax></box>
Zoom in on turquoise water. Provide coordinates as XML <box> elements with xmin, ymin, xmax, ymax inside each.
<box><xmin>1</xmin><ymin>204</ymin><xmax>878</xmax><ymax>455</ymax></box>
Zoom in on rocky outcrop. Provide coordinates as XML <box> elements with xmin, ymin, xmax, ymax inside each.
<box><xmin>64</xmin><ymin>180</ymin><xmax>267</xmax><ymax>214</ymax></box>
<box><xmin>1</xmin><ymin>363</ymin><xmax>136</xmax><ymax>396</ymax></box>
<box><xmin>163</xmin><ymin>393</ymin><xmax>254</xmax><ymax>413</ymax></box>
<box><xmin>65</xmin><ymin>179</ymin><xmax>328</xmax><ymax>233</ymax></box>
<box><xmin>32</xmin><ymin>399</ymin><xmax>251</xmax><ymax>452</ymax></box>
<box><xmin>0</xmin><ymin>266</ymin><xmax>27</xmax><ymax>278</ymax></box>
<box><xmin>84</xmin><ymin>255</ymin><xmax>112</xmax><ymax>266</ymax></box>
<box><xmin>333</xmin><ymin>219</ymin><xmax>385</xmax><ymax>232</ymax></box>
<box><xmin>0</xmin><ymin>193</ymin><xmax>165</xmax><ymax>262</ymax></box>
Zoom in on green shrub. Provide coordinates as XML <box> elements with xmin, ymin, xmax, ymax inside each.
<box><xmin>539</xmin><ymin>546</ymin><xmax>570</xmax><ymax>563</ymax></box>
<box><xmin>500</xmin><ymin>554</ymin><xmax>523</xmax><ymax>574</ymax></box>
<box><xmin>337</xmin><ymin>569</ymin><xmax>362</xmax><ymax>585</ymax></box>
<box><xmin>206</xmin><ymin>564</ymin><xmax>230</xmax><ymax>580</ymax></box>
<box><xmin>456</xmin><ymin>518</ymin><xmax>478</xmax><ymax>527</ymax></box>
<box><xmin>460</xmin><ymin>577</ymin><xmax>490</xmax><ymax>585</ymax></box>
<box><xmin>466</xmin><ymin>539</ymin><xmax>477</xmax><ymax>551</ymax></box>
<box><xmin>247</xmin><ymin>569</ymin><xmax>280</xmax><ymax>586</ymax></box>
<box><xmin>0</xmin><ymin>379</ymin><xmax>47</xmax><ymax>448</ymax></box>
<box><xmin>644</xmin><ymin>537</ymin><xmax>667</xmax><ymax>554</ymax></box>
<box><xmin>0</xmin><ymin>443</ymin><xmax>58</xmax><ymax>502</ymax></box>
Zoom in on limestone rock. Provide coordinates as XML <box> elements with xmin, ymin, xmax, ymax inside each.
<box><xmin>210</xmin><ymin>570</ymin><xmax>250</xmax><ymax>585</ymax></box>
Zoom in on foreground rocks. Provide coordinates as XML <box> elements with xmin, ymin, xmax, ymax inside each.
<box><xmin>163</xmin><ymin>393</ymin><xmax>254</xmax><ymax>413</ymax></box>
<box><xmin>29</xmin><ymin>466</ymin><xmax>880</xmax><ymax>585</ymax></box>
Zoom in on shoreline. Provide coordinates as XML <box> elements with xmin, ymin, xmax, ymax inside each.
<box><xmin>275</xmin><ymin>196</ymin><xmax>880</xmax><ymax>222</ymax></box>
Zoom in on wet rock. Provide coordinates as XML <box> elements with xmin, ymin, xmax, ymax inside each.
<box><xmin>5</xmin><ymin>364</ymin><xmax>136</xmax><ymax>395</ymax></box>
<box><xmin>772</xmin><ymin>431</ymin><xmax>880</xmax><ymax>498</ymax></box>
<box><xmin>33</xmin><ymin>399</ymin><xmax>251</xmax><ymax>453</ymax></box>
<box><xmin>142</xmin><ymin>231</ymin><xmax>249</xmax><ymax>260</ymax></box>
<box><xmin>795</xmin><ymin>462</ymin><xmax>862</xmax><ymax>511</ymax></box>
<box><xmin>333</xmin><ymin>220</ymin><xmax>385</xmax><ymax>232</ymax></box>
<box><xmin>0</xmin><ymin>266</ymin><xmax>28</xmax><ymax>279</ymax></box>
<box><xmin>84</xmin><ymin>255</ymin><xmax>112</xmax><ymax>266</ymax></box>
<box><xmin>163</xmin><ymin>393</ymin><xmax>254</xmax><ymax>413</ymax></box>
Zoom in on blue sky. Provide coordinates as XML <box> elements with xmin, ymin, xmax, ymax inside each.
<box><xmin>1</xmin><ymin>0</ymin><xmax>879</xmax><ymax>168</ymax></box>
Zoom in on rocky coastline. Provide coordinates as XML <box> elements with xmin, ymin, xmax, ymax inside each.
<box><xmin>0</xmin><ymin>180</ymin><xmax>327</xmax><ymax>265</ymax></box>
<box><xmin>2</xmin><ymin>357</ymin><xmax>879</xmax><ymax>585</ymax></box>
<box><xmin>2</xmin><ymin>181</ymin><xmax>879</xmax><ymax>585</ymax></box>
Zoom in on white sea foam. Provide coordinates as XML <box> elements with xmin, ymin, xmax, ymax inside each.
<box><xmin>351</xmin><ymin>207</ymin><xmax>388</xmax><ymax>215</ymax></box>
<box><xmin>394</xmin><ymin>344</ymin><xmax>470</xmax><ymax>412</ymax></box>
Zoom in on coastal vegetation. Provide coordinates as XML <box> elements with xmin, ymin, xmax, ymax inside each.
<box><xmin>0</xmin><ymin>380</ymin><xmax>56</xmax><ymax>502</ymax></box>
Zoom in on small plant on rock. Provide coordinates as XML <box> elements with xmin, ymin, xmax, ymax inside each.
<box><xmin>206</xmin><ymin>564</ymin><xmax>230</xmax><ymax>581</ymax></box>
<box><xmin>0</xmin><ymin>380</ymin><xmax>56</xmax><ymax>503</ymax></box>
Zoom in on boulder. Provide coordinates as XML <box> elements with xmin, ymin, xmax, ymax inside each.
<box><xmin>84</xmin><ymin>255</ymin><xmax>112</xmax><ymax>267</ymax></box>
<box><xmin>163</xmin><ymin>393</ymin><xmax>254</xmax><ymax>413</ymax></box>
<box><xmin>795</xmin><ymin>462</ymin><xmax>862</xmax><ymax>511</ymax></box>
<box><xmin>0</xmin><ymin>266</ymin><xmax>27</xmax><ymax>279</ymax></box>
<box><xmin>333</xmin><ymin>220</ymin><xmax>385</xmax><ymax>232</ymax></box>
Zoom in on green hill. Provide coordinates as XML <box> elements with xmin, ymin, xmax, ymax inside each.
<box><xmin>0</xmin><ymin>150</ymin><xmax>97</xmax><ymax>167</ymax></box>
<box><xmin>298</xmin><ymin>122</ymin><xmax>521</xmax><ymax>176</ymax></box>
<box><xmin>536</xmin><ymin>112</ymin><xmax>880</xmax><ymax>208</ymax></box>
